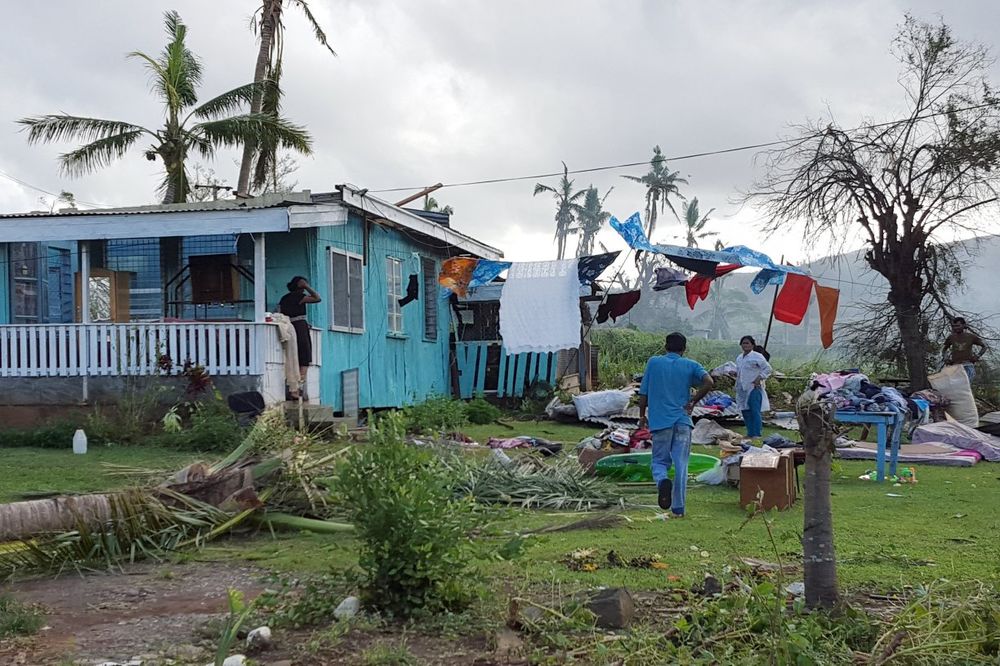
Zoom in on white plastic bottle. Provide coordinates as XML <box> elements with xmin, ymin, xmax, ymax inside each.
<box><xmin>72</xmin><ymin>429</ymin><xmax>88</xmax><ymax>455</ymax></box>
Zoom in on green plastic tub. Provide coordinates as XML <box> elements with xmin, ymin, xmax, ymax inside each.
<box><xmin>593</xmin><ymin>452</ymin><xmax>721</xmax><ymax>483</ymax></box>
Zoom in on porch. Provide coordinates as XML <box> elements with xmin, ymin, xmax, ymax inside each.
<box><xmin>0</xmin><ymin>322</ymin><xmax>321</xmax><ymax>405</ymax></box>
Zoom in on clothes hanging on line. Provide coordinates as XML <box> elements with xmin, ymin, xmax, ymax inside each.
<box><xmin>815</xmin><ymin>284</ymin><xmax>840</xmax><ymax>348</ymax></box>
<box><xmin>750</xmin><ymin>269</ymin><xmax>786</xmax><ymax>294</ymax></box>
<box><xmin>438</xmin><ymin>257</ymin><xmax>479</xmax><ymax>297</ymax></box>
<box><xmin>398</xmin><ymin>274</ymin><xmax>419</xmax><ymax>307</ymax></box>
<box><xmin>468</xmin><ymin>259</ymin><xmax>511</xmax><ymax>291</ymax></box>
<box><xmin>685</xmin><ymin>264</ymin><xmax>741</xmax><ymax>309</ymax></box>
<box><xmin>653</xmin><ymin>267</ymin><xmax>688</xmax><ymax>291</ymax></box>
<box><xmin>669</xmin><ymin>256</ymin><xmax>719</xmax><ymax>276</ymax></box>
<box><xmin>773</xmin><ymin>273</ymin><xmax>815</xmax><ymax>325</ymax></box>
<box><xmin>596</xmin><ymin>290</ymin><xmax>642</xmax><ymax>323</ymax></box>
<box><xmin>577</xmin><ymin>251</ymin><xmax>620</xmax><ymax>285</ymax></box>
<box><xmin>499</xmin><ymin>259</ymin><xmax>581</xmax><ymax>354</ymax></box>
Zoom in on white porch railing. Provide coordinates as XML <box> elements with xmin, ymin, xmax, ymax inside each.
<box><xmin>0</xmin><ymin>323</ymin><xmax>267</xmax><ymax>377</ymax></box>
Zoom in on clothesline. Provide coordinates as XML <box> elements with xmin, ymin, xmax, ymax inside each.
<box><xmin>437</xmin><ymin>211</ymin><xmax>843</xmax><ymax>351</ymax></box>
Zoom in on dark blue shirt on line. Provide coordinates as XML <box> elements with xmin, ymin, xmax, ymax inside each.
<box><xmin>638</xmin><ymin>353</ymin><xmax>709</xmax><ymax>431</ymax></box>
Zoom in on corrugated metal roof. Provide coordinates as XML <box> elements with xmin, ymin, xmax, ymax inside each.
<box><xmin>0</xmin><ymin>191</ymin><xmax>313</xmax><ymax>219</ymax></box>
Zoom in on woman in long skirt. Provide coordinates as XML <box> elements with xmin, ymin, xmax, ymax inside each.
<box><xmin>735</xmin><ymin>335</ymin><xmax>772</xmax><ymax>439</ymax></box>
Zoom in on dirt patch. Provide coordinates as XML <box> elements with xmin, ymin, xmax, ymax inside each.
<box><xmin>1</xmin><ymin>561</ymin><xmax>264</xmax><ymax>665</ymax></box>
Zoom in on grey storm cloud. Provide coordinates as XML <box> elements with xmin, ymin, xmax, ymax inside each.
<box><xmin>1</xmin><ymin>0</ymin><xmax>998</xmax><ymax>260</ymax></box>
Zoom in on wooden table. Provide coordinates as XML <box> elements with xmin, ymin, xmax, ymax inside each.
<box><xmin>835</xmin><ymin>411</ymin><xmax>903</xmax><ymax>482</ymax></box>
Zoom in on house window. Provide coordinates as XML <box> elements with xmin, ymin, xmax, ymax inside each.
<box><xmin>387</xmin><ymin>257</ymin><xmax>404</xmax><ymax>335</ymax></box>
<box><xmin>328</xmin><ymin>247</ymin><xmax>364</xmax><ymax>333</ymax></box>
<box><xmin>421</xmin><ymin>257</ymin><xmax>438</xmax><ymax>341</ymax></box>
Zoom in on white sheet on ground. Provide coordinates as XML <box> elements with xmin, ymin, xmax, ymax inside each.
<box><xmin>499</xmin><ymin>259</ymin><xmax>581</xmax><ymax>354</ymax></box>
<box><xmin>572</xmin><ymin>390</ymin><xmax>633</xmax><ymax>421</ymax></box>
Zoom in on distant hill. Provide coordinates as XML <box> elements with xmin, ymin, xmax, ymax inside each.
<box><xmin>595</xmin><ymin>234</ymin><xmax>1000</xmax><ymax>350</ymax></box>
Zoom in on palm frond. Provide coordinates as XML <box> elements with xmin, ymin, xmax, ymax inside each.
<box><xmin>58</xmin><ymin>130</ymin><xmax>145</xmax><ymax>177</ymax></box>
<box><xmin>191</xmin><ymin>113</ymin><xmax>312</xmax><ymax>156</ymax></box>
<box><xmin>290</xmin><ymin>0</ymin><xmax>337</xmax><ymax>55</ymax></box>
<box><xmin>18</xmin><ymin>115</ymin><xmax>149</xmax><ymax>146</ymax></box>
<box><xmin>129</xmin><ymin>11</ymin><xmax>202</xmax><ymax>112</ymax></box>
<box><xmin>191</xmin><ymin>81</ymin><xmax>273</xmax><ymax>121</ymax></box>
<box><xmin>533</xmin><ymin>183</ymin><xmax>556</xmax><ymax>196</ymax></box>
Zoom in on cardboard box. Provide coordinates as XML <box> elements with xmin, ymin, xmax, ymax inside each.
<box><xmin>739</xmin><ymin>449</ymin><xmax>796</xmax><ymax>511</ymax></box>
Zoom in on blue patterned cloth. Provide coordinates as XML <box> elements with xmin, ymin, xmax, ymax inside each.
<box><xmin>609</xmin><ymin>213</ymin><xmax>657</xmax><ymax>252</ymax></box>
<box><xmin>750</xmin><ymin>269</ymin><xmax>786</xmax><ymax>294</ymax></box>
<box><xmin>577</xmin><ymin>252</ymin><xmax>620</xmax><ymax>285</ymax></box>
<box><xmin>468</xmin><ymin>259</ymin><xmax>511</xmax><ymax>290</ymax></box>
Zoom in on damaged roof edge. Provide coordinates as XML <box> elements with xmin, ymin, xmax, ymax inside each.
<box><xmin>332</xmin><ymin>184</ymin><xmax>503</xmax><ymax>261</ymax></box>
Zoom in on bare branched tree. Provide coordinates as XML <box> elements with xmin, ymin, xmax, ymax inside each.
<box><xmin>749</xmin><ymin>16</ymin><xmax>1000</xmax><ymax>387</ymax></box>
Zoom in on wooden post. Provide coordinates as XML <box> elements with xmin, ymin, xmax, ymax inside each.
<box><xmin>797</xmin><ymin>398</ymin><xmax>839</xmax><ymax>609</ymax></box>
<box><xmin>80</xmin><ymin>241</ymin><xmax>90</xmax><ymax>403</ymax></box>
<box><xmin>762</xmin><ymin>255</ymin><xmax>784</xmax><ymax>349</ymax></box>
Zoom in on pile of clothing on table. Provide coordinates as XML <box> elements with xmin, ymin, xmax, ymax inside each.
<box><xmin>809</xmin><ymin>370</ymin><xmax>947</xmax><ymax>429</ymax></box>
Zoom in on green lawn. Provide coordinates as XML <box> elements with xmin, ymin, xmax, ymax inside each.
<box><xmin>0</xmin><ymin>446</ymin><xmax>204</xmax><ymax>503</ymax></box>
<box><xmin>2</xmin><ymin>424</ymin><xmax>999</xmax><ymax>594</ymax></box>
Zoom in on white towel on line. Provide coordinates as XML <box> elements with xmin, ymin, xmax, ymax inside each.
<box><xmin>499</xmin><ymin>258</ymin><xmax>581</xmax><ymax>354</ymax></box>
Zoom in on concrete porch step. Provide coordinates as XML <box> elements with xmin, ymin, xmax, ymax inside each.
<box><xmin>282</xmin><ymin>401</ymin><xmax>358</xmax><ymax>428</ymax></box>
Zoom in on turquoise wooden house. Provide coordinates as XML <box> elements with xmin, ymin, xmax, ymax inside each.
<box><xmin>0</xmin><ymin>186</ymin><xmax>502</xmax><ymax>414</ymax></box>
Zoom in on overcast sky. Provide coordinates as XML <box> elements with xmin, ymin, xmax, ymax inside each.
<box><xmin>2</xmin><ymin>0</ymin><xmax>999</xmax><ymax>262</ymax></box>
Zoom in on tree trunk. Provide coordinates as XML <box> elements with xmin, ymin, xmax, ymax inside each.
<box><xmin>237</xmin><ymin>0</ymin><xmax>280</xmax><ymax>197</ymax></box>
<box><xmin>0</xmin><ymin>495</ymin><xmax>113</xmax><ymax>541</ymax></box>
<box><xmin>797</xmin><ymin>398</ymin><xmax>839</xmax><ymax>609</ymax></box>
<box><xmin>895</xmin><ymin>298</ymin><xmax>929</xmax><ymax>389</ymax></box>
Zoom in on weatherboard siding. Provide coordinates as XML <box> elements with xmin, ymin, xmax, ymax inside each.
<box><xmin>0</xmin><ymin>244</ymin><xmax>9</xmax><ymax>325</ymax></box>
<box><xmin>262</xmin><ymin>217</ymin><xmax>452</xmax><ymax>412</ymax></box>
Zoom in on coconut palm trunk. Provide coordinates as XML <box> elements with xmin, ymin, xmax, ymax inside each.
<box><xmin>0</xmin><ymin>495</ymin><xmax>114</xmax><ymax>541</ymax></box>
<box><xmin>237</xmin><ymin>0</ymin><xmax>281</xmax><ymax>197</ymax></box>
<box><xmin>797</xmin><ymin>398</ymin><xmax>839</xmax><ymax>608</ymax></box>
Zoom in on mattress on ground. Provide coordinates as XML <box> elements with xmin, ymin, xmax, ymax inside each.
<box><xmin>835</xmin><ymin>440</ymin><xmax>981</xmax><ymax>467</ymax></box>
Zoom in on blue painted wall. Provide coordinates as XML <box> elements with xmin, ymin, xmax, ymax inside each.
<box><xmin>0</xmin><ymin>244</ymin><xmax>9</xmax><ymax>325</ymax></box>
<box><xmin>265</xmin><ymin>214</ymin><xmax>452</xmax><ymax>411</ymax></box>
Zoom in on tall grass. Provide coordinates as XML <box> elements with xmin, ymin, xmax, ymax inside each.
<box><xmin>592</xmin><ymin>329</ymin><xmax>840</xmax><ymax>388</ymax></box>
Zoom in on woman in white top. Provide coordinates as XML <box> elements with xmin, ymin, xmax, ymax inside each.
<box><xmin>735</xmin><ymin>335</ymin><xmax>772</xmax><ymax>438</ymax></box>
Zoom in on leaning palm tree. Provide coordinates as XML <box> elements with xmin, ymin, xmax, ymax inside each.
<box><xmin>679</xmin><ymin>197</ymin><xmax>718</xmax><ymax>248</ymax></box>
<box><xmin>622</xmin><ymin>145</ymin><xmax>687</xmax><ymax>239</ymax></box>
<box><xmin>574</xmin><ymin>186</ymin><xmax>613</xmax><ymax>257</ymax></box>
<box><xmin>19</xmin><ymin>11</ymin><xmax>312</xmax><ymax>204</ymax></box>
<box><xmin>237</xmin><ymin>0</ymin><xmax>335</xmax><ymax>197</ymax></box>
<box><xmin>534</xmin><ymin>162</ymin><xmax>587</xmax><ymax>260</ymax></box>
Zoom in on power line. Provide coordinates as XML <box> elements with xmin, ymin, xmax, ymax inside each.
<box><xmin>0</xmin><ymin>169</ymin><xmax>108</xmax><ymax>209</ymax></box>
<box><xmin>370</xmin><ymin>100</ymin><xmax>1000</xmax><ymax>194</ymax></box>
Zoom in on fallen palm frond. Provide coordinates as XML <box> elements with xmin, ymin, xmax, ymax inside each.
<box><xmin>256</xmin><ymin>511</ymin><xmax>354</xmax><ymax>535</ymax></box>
<box><xmin>450</xmin><ymin>457</ymin><xmax>627</xmax><ymax>511</ymax></box>
<box><xmin>0</xmin><ymin>488</ymin><xmax>255</xmax><ymax>578</ymax></box>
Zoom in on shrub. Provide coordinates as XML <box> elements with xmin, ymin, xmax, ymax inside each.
<box><xmin>333</xmin><ymin>412</ymin><xmax>474</xmax><ymax>617</ymax></box>
<box><xmin>151</xmin><ymin>398</ymin><xmax>244</xmax><ymax>452</ymax></box>
<box><xmin>402</xmin><ymin>395</ymin><xmax>468</xmax><ymax>433</ymax></box>
<box><xmin>464</xmin><ymin>396</ymin><xmax>501</xmax><ymax>425</ymax></box>
<box><xmin>0</xmin><ymin>422</ymin><xmax>78</xmax><ymax>449</ymax></box>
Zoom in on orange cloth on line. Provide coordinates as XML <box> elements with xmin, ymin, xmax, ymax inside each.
<box><xmin>815</xmin><ymin>285</ymin><xmax>840</xmax><ymax>349</ymax></box>
<box><xmin>773</xmin><ymin>273</ymin><xmax>815</xmax><ymax>325</ymax></box>
<box><xmin>438</xmin><ymin>257</ymin><xmax>478</xmax><ymax>297</ymax></box>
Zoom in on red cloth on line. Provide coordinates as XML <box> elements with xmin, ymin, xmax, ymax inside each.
<box><xmin>815</xmin><ymin>285</ymin><xmax>840</xmax><ymax>348</ymax></box>
<box><xmin>685</xmin><ymin>264</ymin><xmax>741</xmax><ymax>310</ymax></box>
<box><xmin>774</xmin><ymin>273</ymin><xmax>815</xmax><ymax>325</ymax></box>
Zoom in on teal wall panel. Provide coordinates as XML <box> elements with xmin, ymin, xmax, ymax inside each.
<box><xmin>266</xmin><ymin>216</ymin><xmax>453</xmax><ymax>411</ymax></box>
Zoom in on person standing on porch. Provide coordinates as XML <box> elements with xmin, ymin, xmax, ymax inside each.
<box><xmin>735</xmin><ymin>335</ymin><xmax>772</xmax><ymax>439</ymax></box>
<box><xmin>638</xmin><ymin>332</ymin><xmax>714</xmax><ymax>518</ymax></box>
<box><xmin>278</xmin><ymin>276</ymin><xmax>322</xmax><ymax>399</ymax></box>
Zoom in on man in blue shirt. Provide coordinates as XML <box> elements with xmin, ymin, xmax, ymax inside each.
<box><xmin>638</xmin><ymin>332</ymin><xmax>714</xmax><ymax>517</ymax></box>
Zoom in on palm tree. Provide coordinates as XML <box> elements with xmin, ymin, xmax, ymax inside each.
<box><xmin>622</xmin><ymin>145</ymin><xmax>687</xmax><ymax>239</ymax></box>
<box><xmin>534</xmin><ymin>162</ymin><xmax>586</xmax><ymax>260</ymax></box>
<box><xmin>19</xmin><ymin>11</ymin><xmax>312</xmax><ymax>204</ymax></box>
<box><xmin>237</xmin><ymin>0</ymin><xmax>335</xmax><ymax>197</ymax></box>
<box><xmin>423</xmin><ymin>195</ymin><xmax>454</xmax><ymax>216</ymax></box>
<box><xmin>574</xmin><ymin>186</ymin><xmax>613</xmax><ymax>257</ymax></box>
<box><xmin>679</xmin><ymin>197</ymin><xmax>718</xmax><ymax>248</ymax></box>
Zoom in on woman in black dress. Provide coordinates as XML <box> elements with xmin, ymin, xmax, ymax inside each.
<box><xmin>278</xmin><ymin>276</ymin><xmax>322</xmax><ymax>398</ymax></box>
